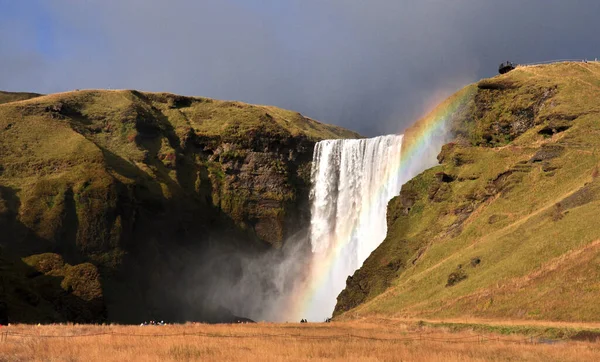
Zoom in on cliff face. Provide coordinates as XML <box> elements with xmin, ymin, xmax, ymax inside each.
<box><xmin>0</xmin><ymin>89</ymin><xmax>358</xmax><ymax>323</ymax></box>
<box><xmin>335</xmin><ymin>62</ymin><xmax>600</xmax><ymax>322</ymax></box>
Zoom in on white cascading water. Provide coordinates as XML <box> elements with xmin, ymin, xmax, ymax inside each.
<box><xmin>306</xmin><ymin>134</ymin><xmax>404</xmax><ymax>321</ymax></box>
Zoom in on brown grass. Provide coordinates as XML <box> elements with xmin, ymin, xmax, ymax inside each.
<box><xmin>2</xmin><ymin>321</ymin><xmax>600</xmax><ymax>361</ymax></box>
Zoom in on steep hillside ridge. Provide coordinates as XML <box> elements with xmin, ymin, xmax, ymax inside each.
<box><xmin>335</xmin><ymin>62</ymin><xmax>600</xmax><ymax>322</ymax></box>
<box><xmin>0</xmin><ymin>89</ymin><xmax>358</xmax><ymax>323</ymax></box>
<box><xmin>0</xmin><ymin>91</ymin><xmax>43</xmax><ymax>105</ymax></box>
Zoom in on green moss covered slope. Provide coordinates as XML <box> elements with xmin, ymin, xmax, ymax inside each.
<box><xmin>0</xmin><ymin>89</ymin><xmax>358</xmax><ymax>323</ymax></box>
<box><xmin>335</xmin><ymin>62</ymin><xmax>600</xmax><ymax>323</ymax></box>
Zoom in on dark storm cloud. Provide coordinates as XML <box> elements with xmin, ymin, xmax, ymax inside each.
<box><xmin>2</xmin><ymin>0</ymin><xmax>600</xmax><ymax>136</ymax></box>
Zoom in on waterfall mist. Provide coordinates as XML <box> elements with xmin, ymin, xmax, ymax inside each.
<box><xmin>176</xmin><ymin>126</ymin><xmax>449</xmax><ymax>323</ymax></box>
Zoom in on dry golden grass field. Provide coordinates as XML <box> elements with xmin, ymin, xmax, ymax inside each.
<box><xmin>2</xmin><ymin>319</ymin><xmax>600</xmax><ymax>361</ymax></box>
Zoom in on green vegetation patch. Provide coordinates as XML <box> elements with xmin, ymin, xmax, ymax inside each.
<box><xmin>421</xmin><ymin>321</ymin><xmax>600</xmax><ymax>341</ymax></box>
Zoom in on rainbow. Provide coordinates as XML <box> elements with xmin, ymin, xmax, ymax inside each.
<box><xmin>286</xmin><ymin>86</ymin><xmax>474</xmax><ymax>321</ymax></box>
<box><xmin>393</xmin><ymin>85</ymin><xmax>475</xmax><ymax>183</ymax></box>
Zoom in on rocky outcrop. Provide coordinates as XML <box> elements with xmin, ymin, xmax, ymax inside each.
<box><xmin>200</xmin><ymin>134</ymin><xmax>315</xmax><ymax>246</ymax></box>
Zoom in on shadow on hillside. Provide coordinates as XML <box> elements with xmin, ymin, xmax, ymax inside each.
<box><xmin>132</xmin><ymin>90</ymin><xmax>200</xmax><ymax>195</ymax></box>
<box><xmin>0</xmin><ymin>185</ymin><xmax>105</xmax><ymax>323</ymax></box>
<box><xmin>0</xmin><ymin>247</ymin><xmax>105</xmax><ymax>324</ymax></box>
<box><xmin>0</xmin><ymin>186</ymin><xmax>48</xmax><ymax>254</ymax></box>
<box><xmin>55</xmin><ymin>187</ymin><xmax>81</xmax><ymax>264</ymax></box>
<box><xmin>0</xmin><ymin>185</ymin><xmax>83</xmax><ymax>265</ymax></box>
<box><xmin>95</xmin><ymin>146</ymin><xmax>277</xmax><ymax>324</ymax></box>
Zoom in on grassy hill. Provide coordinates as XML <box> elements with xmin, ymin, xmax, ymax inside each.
<box><xmin>0</xmin><ymin>91</ymin><xmax>42</xmax><ymax>105</ymax></box>
<box><xmin>335</xmin><ymin>62</ymin><xmax>600</xmax><ymax>323</ymax></box>
<box><xmin>0</xmin><ymin>89</ymin><xmax>358</xmax><ymax>323</ymax></box>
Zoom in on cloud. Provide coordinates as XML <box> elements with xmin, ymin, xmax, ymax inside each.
<box><xmin>2</xmin><ymin>1</ymin><xmax>600</xmax><ymax>136</ymax></box>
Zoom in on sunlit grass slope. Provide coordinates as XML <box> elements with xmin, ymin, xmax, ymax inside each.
<box><xmin>0</xmin><ymin>90</ymin><xmax>42</xmax><ymax>105</ymax></box>
<box><xmin>335</xmin><ymin>62</ymin><xmax>600</xmax><ymax>323</ymax></box>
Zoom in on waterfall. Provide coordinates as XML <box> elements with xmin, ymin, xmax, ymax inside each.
<box><xmin>305</xmin><ymin>134</ymin><xmax>404</xmax><ymax>321</ymax></box>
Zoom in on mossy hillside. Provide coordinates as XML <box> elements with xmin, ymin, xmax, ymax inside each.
<box><xmin>0</xmin><ymin>250</ymin><xmax>104</xmax><ymax>323</ymax></box>
<box><xmin>0</xmin><ymin>89</ymin><xmax>358</xmax><ymax>322</ymax></box>
<box><xmin>419</xmin><ymin>321</ymin><xmax>600</xmax><ymax>341</ymax></box>
<box><xmin>0</xmin><ymin>91</ymin><xmax>42</xmax><ymax>105</ymax></box>
<box><xmin>335</xmin><ymin>62</ymin><xmax>600</xmax><ymax>322</ymax></box>
<box><xmin>0</xmin><ymin>89</ymin><xmax>357</xmax><ymax>249</ymax></box>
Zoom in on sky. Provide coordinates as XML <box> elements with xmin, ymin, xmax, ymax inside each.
<box><xmin>2</xmin><ymin>1</ymin><xmax>600</xmax><ymax>136</ymax></box>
